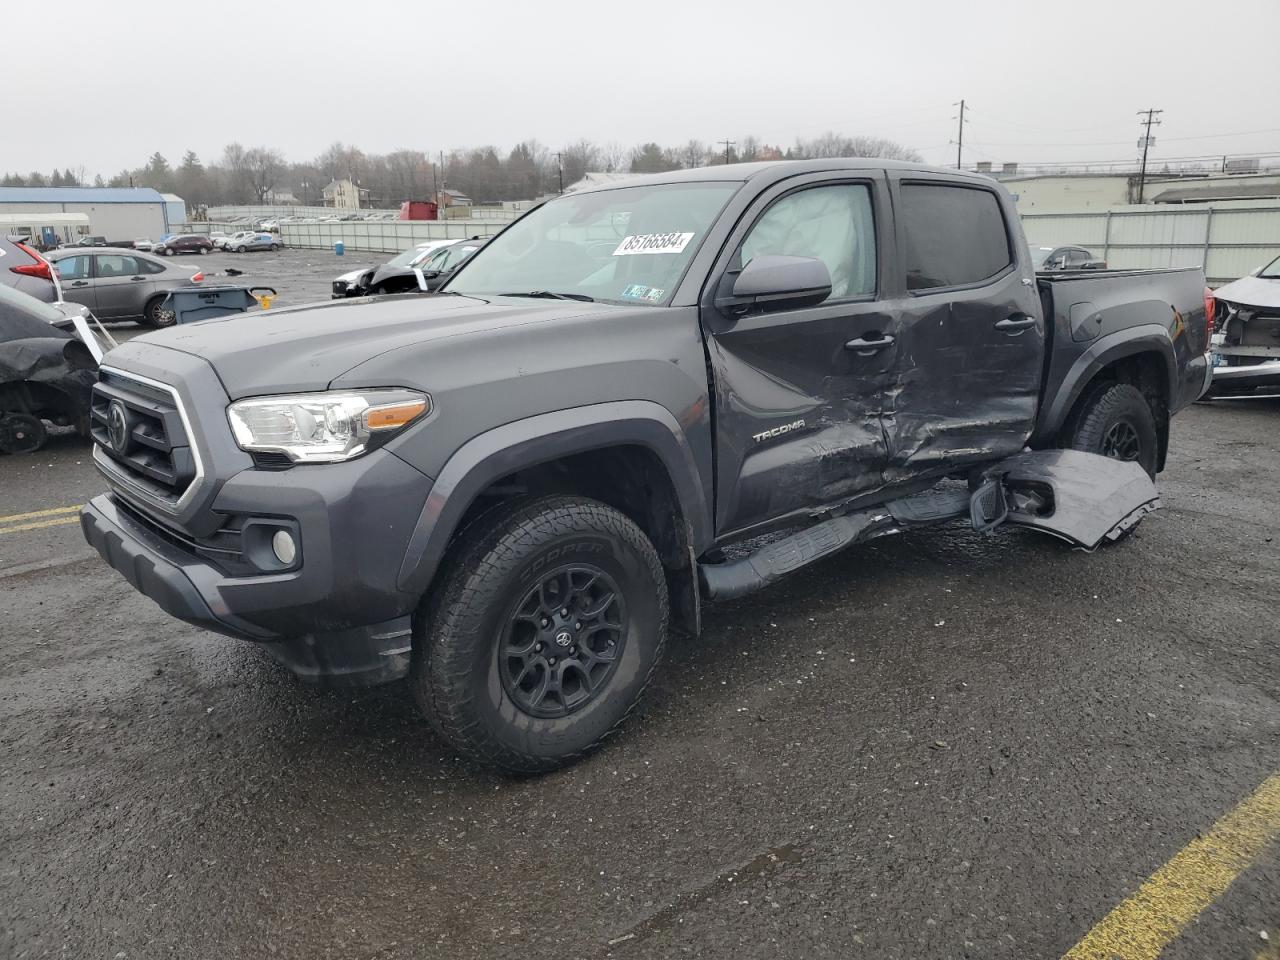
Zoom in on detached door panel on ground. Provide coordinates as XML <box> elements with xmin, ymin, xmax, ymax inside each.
<box><xmin>701</xmin><ymin>174</ymin><xmax>897</xmax><ymax>536</ymax></box>
<box><xmin>882</xmin><ymin>176</ymin><xmax>1046</xmax><ymax>482</ymax></box>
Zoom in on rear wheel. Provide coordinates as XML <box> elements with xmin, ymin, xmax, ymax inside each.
<box><xmin>236</xmin><ymin>245</ymin><xmax>247</xmax><ymax>253</ymax></box>
<box><xmin>411</xmin><ymin>496</ymin><xmax>668</xmax><ymax>774</ymax></box>
<box><xmin>269</xmin><ymin>243</ymin><xmax>279</xmax><ymax>251</ymax></box>
<box><xmin>143</xmin><ymin>295</ymin><xmax>175</xmax><ymax>328</ymax></box>
<box><xmin>200</xmin><ymin>245</ymin><xmax>211</xmax><ymax>254</ymax></box>
<box><xmin>1065</xmin><ymin>381</ymin><xmax>1159</xmax><ymax>478</ymax></box>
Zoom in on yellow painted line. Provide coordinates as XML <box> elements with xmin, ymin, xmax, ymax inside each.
<box><xmin>1062</xmin><ymin>773</ymin><xmax>1280</xmax><ymax>960</ymax></box>
<box><xmin>0</xmin><ymin>516</ymin><xmax>82</xmax><ymax>535</ymax></box>
<box><xmin>0</xmin><ymin>505</ymin><xmax>81</xmax><ymax>525</ymax></box>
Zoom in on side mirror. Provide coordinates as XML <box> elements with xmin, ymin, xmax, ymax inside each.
<box><xmin>718</xmin><ymin>255</ymin><xmax>832</xmax><ymax>315</ymax></box>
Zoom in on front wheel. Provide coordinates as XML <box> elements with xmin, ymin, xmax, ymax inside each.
<box><xmin>1065</xmin><ymin>381</ymin><xmax>1159</xmax><ymax>478</ymax></box>
<box><xmin>163</xmin><ymin>246</ymin><xmax>174</xmax><ymax>256</ymax></box>
<box><xmin>269</xmin><ymin>243</ymin><xmax>279</xmax><ymax>251</ymax></box>
<box><xmin>411</xmin><ymin>496</ymin><xmax>668</xmax><ymax>774</ymax></box>
<box><xmin>200</xmin><ymin>246</ymin><xmax>211</xmax><ymax>254</ymax></box>
<box><xmin>236</xmin><ymin>245</ymin><xmax>247</xmax><ymax>253</ymax></box>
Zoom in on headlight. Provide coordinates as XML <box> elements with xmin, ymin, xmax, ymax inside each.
<box><xmin>227</xmin><ymin>389</ymin><xmax>430</xmax><ymax>463</ymax></box>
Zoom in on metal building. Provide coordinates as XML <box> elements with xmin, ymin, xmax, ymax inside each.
<box><xmin>0</xmin><ymin>186</ymin><xmax>180</xmax><ymax>243</ymax></box>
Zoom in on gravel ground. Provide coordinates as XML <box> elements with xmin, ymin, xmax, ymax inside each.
<box><xmin>0</xmin><ymin>288</ymin><xmax>1277</xmax><ymax>959</ymax></box>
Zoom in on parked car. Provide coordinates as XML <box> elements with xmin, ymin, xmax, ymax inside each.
<box><xmin>1206</xmin><ymin>252</ymin><xmax>1280</xmax><ymax>395</ymax></box>
<box><xmin>230</xmin><ymin>233</ymin><xmax>282</xmax><ymax>253</ymax></box>
<box><xmin>208</xmin><ymin>231</ymin><xmax>229</xmax><ymax>247</ymax></box>
<box><xmin>154</xmin><ymin>234</ymin><xmax>213</xmax><ymax>256</ymax></box>
<box><xmin>63</xmin><ymin>235</ymin><xmax>109</xmax><ymax>248</ymax></box>
<box><xmin>331</xmin><ymin>239</ymin><xmax>463</xmax><ymax>298</ymax></box>
<box><xmin>0</xmin><ymin>283</ymin><xmax>98</xmax><ymax>453</ymax></box>
<box><xmin>0</xmin><ymin>235</ymin><xmax>58</xmax><ymax>302</ymax></box>
<box><xmin>46</xmin><ymin>247</ymin><xmax>203</xmax><ymax>327</ymax></box>
<box><xmin>79</xmin><ymin>159</ymin><xmax>1210</xmax><ymax>773</ymax></box>
<box><xmin>1028</xmin><ymin>244</ymin><xmax>1107</xmax><ymax>271</ymax></box>
<box><xmin>133</xmin><ymin>238</ymin><xmax>155</xmax><ymax>252</ymax></box>
<box><xmin>213</xmin><ymin>231</ymin><xmax>250</xmax><ymax>250</ymax></box>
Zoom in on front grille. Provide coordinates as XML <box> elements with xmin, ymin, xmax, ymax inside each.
<box><xmin>91</xmin><ymin>370</ymin><xmax>199</xmax><ymax>505</ymax></box>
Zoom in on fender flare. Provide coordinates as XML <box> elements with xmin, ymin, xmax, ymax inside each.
<box><xmin>396</xmin><ymin>400</ymin><xmax>710</xmax><ymax>596</ymax></box>
<box><xmin>1035</xmin><ymin>324</ymin><xmax>1178</xmax><ymax>443</ymax></box>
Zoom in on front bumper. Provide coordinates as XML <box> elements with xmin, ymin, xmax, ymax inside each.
<box><xmin>83</xmin><ymin>442</ymin><xmax>434</xmax><ymax>686</ymax></box>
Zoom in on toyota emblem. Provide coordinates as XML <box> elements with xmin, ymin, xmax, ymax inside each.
<box><xmin>107</xmin><ymin>400</ymin><xmax>130</xmax><ymax>454</ymax></box>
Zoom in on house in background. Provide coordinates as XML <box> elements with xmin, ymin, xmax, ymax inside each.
<box><xmin>322</xmin><ymin>178</ymin><xmax>369</xmax><ymax>210</ymax></box>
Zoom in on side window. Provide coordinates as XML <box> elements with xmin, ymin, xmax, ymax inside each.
<box><xmin>136</xmin><ymin>257</ymin><xmax>166</xmax><ymax>275</ymax></box>
<box><xmin>54</xmin><ymin>254</ymin><xmax>91</xmax><ymax>281</ymax></box>
<box><xmin>901</xmin><ymin>183</ymin><xmax>1012</xmax><ymax>291</ymax></box>
<box><xmin>94</xmin><ymin>255</ymin><xmax>139</xmax><ymax>278</ymax></box>
<box><xmin>739</xmin><ymin>183</ymin><xmax>876</xmax><ymax>301</ymax></box>
<box><xmin>1066</xmin><ymin>249</ymin><xmax>1090</xmax><ymax>266</ymax></box>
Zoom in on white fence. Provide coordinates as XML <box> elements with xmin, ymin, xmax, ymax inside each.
<box><xmin>280</xmin><ymin>219</ymin><xmax>505</xmax><ymax>252</ymax></box>
<box><xmin>1022</xmin><ymin>204</ymin><xmax>1280</xmax><ymax>285</ymax></box>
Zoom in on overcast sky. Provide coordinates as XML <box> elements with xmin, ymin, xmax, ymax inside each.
<box><xmin>8</xmin><ymin>0</ymin><xmax>1278</xmax><ymax>176</ymax></box>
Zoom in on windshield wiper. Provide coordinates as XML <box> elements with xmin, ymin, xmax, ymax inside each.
<box><xmin>498</xmin><ymin>290</ymin><xmax>595</xmax><ymax>302</ymax></box>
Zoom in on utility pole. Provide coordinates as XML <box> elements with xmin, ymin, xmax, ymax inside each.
<box><xmin>1136</xmin><ymin>107</ymin><xmax>1163</xmax><ymax>204</ymax></box>
<box><xmin>954</xmin><ymin>99</ymin><xmax>966</xmax><ymax>169</ymax></box>
<box><xmin>718</xmin><ymin>139</ymin><xmax>735</xmax><ymax>165</ymax></box>
<box><xmin>554</xmin><ymin>152</ymin><xmax>564</xmax><ymax>193</ymax></box>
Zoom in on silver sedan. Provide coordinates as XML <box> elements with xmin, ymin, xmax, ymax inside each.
<box><xmin>45</xmin><ymin>247</ymin><xmax>203</xmax><ymax>327</ymax></box>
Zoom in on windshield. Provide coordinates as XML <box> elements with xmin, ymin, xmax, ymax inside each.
<box><xmin>386</xmin><ymin>245</ymin><xmax>428</xmax><ymax>268</ymax></box>
<box><xmin>445</xmin><ymin>181</ymin><xmax>741</xmax><ymax>305</ymax></box>
<box><xmin>1027</xmin><ymin>245</ymin><xmax>1056</xmax><ymax>269</ymax></box>
<box><xmin>1260</xmin><ymin>254</ymin><xmax>1280</xmax><ymax>279</ymax></box>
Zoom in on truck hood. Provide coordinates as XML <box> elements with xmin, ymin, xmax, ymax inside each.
<box><xmin>1214</xmin><ymin>275</ymin><xmax>1280</xmax><ymax>309</ymax></box>
<box><xmin>131</xmin><ymin>294</ymin><xmax>592</xmax><ymax>398</ymax></box>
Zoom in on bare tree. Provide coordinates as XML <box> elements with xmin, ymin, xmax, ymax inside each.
<box><xmin>245</xmin><ymin>147</ymin><xmax>286</xmax><ymax>203</ymax></box>
<box><xmin>681</xmin><ymin>139</ymin><xmax>708</xmax><ymax>169</ymax></box>
<box><xmin>600</xmin><ymin>141</ymin><xmax>626</xmax><ymax>173</ymax></box>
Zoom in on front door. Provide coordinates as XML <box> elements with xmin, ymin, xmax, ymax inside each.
<box><xmin>700</xmin><ymin>174</ymin><xmax>896</xmax><ymax>537</ymax></box>
<box><xmin>92</xmin><ymin>254</ymin><xmax>153</xmax><ymax>319</ymax></box>
<box><xmin>881</xmin><ymin>174</ymin><xmax>1046</xmax><ymax>482</ymax></box>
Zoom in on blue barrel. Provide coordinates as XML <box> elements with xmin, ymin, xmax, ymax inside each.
<box><xmin>334</xmin><ymin>240</ymin><xmax>344</xmax><ymax>256</ymax></box>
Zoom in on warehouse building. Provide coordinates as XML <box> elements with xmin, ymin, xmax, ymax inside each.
<box><xmin>0</xmin><ymin>186</ymin><xmax>180</xmax><ymax>243</ymax></box>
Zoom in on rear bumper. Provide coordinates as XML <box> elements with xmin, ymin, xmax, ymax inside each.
<box><xmin>81</xmin><ymin>493</ymin><xmax>414</xmax><ymax>687</ymax></box>
<box><xmin>1211</xmin><ymin>359</ymin><xmax>1280</xmax><ymax>390</ymax></box>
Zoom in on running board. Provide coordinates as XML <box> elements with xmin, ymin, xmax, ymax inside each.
<box><xmin>697</xmin><ymin>450</ymin><xmax>1159</xmax><ymax>601</ymax></box>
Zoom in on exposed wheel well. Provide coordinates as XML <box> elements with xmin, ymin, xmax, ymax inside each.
<box><xmin>448</xmin><ymin>445</ymin><xmax>700</xmax><ymax>634</ymax></box>
<box><xmin>1059</xmin><ymin>351</ymin><xmax>1170</xmax><ymax>471</ymax></box>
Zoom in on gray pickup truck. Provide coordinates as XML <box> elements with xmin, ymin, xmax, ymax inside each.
<box><xmin>80</xmin><ymin>159</ymin><xmax>1211</xmax><ymax>772</ymax></box>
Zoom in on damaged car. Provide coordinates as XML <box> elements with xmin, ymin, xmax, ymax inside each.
<box><xmin>1207</xmin><ymin>253</ymin><xmax>1280</xmax><ymax>396</ymax></box>
<box><xmin>331</xmin><ymin>239</ymin><xmax>480</xmax><ymax>298</ymax></box>
<box><xmin>0</xmin><ymin>283</ymin><xmax>98</xmax><ymax>454</ymax></box>
<box><xmin>80</xmin><ymin>159</ymin><xmax>1210</xmax><ymax>772</ymax></box>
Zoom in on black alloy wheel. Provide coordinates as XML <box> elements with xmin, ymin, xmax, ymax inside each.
<box><xmin>499</xmin><ymin>565</ymin><xmax>626</xmax><ymax>719</ymax></box>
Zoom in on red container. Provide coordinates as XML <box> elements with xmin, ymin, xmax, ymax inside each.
<box><xmin>399</xmin><ymin>200</ymin><xmax>439</xmax><ymax>221</ymax></box>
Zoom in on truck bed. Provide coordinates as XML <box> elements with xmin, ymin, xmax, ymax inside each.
<box><xmin>1032</xmin><ymin>266</ymin><xmax>1209</xmax><ymax>444</ymax></box>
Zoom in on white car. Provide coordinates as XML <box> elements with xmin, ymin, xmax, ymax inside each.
<box><xmin>1208</xmin><ymin>253</ymin><xmax>1280</xmax><ymax>395</ymax></box>
<box><xmin>132</xmin><ymin>238</ymin><xmax>155</xmax><ymax>252</ymax></box>
<box><xmin>330</xmin><ymin>240</ymin><xmax>459</xmax><ymax>298</ymax></box>
<box><xmin>215</xmin><ymin>231</ymin><xmax>256</xmax><ymax>251</ymax></box>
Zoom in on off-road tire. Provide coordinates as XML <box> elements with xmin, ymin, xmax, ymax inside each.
<box><xmin>411</xmin><ymin>495</ymin><xmax>668</xmax><ymax>774</ymax></box>
<box><xmin>1065</xmin><ymin>381</ymin><xmax>1159</xmax><ymax>479</ymax></box>
<box><xmin>143</xmin><ymin>295</ymin><xmax>175</xmax><ymax>328</ymax></box>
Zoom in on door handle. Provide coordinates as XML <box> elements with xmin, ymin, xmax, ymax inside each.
<box><xmin>845</xmin><ymin>333</ymin><xmax>895</xmax><ymax>355</ymax></box>
<box><xmin>70</xmin><ymin>280</ymin><xmax>88</xmax><ymax>287</ymax></box>
<box><xmin>995</xmin><ymin>315</ymin><xmax>1037</xmax><ymax>332</ymax></box>
<box><xmin>130</xmin><ymin>276</ymin><xmax>145</xmax><ymax>281</ymax></box>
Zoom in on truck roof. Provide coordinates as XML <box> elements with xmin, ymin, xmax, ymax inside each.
<box><xmin>570</xmin><ymin>158</ymin><xmax>999</xmax><ymax>194</ymax></box>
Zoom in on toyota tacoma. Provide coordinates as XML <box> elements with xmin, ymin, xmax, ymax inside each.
<box><xmin>80</xmin><ymin>160</ymin><xmax>1212</xmax><ymax>772</ymax></box>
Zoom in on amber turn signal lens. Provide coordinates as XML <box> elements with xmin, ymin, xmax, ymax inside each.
<box><xmin>365</xmin><ymin>399</ymin><xmax>429</xmax><ymax>431</ymax></box>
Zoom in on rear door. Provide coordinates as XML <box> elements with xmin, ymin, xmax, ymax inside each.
<box><xmin>53</xmin><ymin>253</ymin><xmax>95</xmax><ymax>310</ymax></box>
<box><xmin>882</xmin><ymin>174</ymin><xmax>1044</xmax><ymax>481</ymax></box>
<box><xmin>92</xmin><ymin>254</ymin><xmax>153</xmax><ymax>318</ymax></box>
<box><xmin>700</xmin><ymin>172</ymin><xmax>896</xmax><ymax>536</ymax></box>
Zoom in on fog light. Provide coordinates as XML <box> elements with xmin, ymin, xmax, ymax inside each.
<box><xmin>271</xmin><ymin>529</ymin><xmax>297</xmax><ymax>565</ymax></box>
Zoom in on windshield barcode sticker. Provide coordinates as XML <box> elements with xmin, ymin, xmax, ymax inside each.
<box><xmin>613</xmin><ymin>232</ymin><xmax>695</xmax><ymax>256</ymax></box>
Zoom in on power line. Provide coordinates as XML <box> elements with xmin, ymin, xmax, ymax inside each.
<box><xmin>717</xmin><ymin>139</ymin><xmax>735</xmax><ymax>165</ymax></box>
